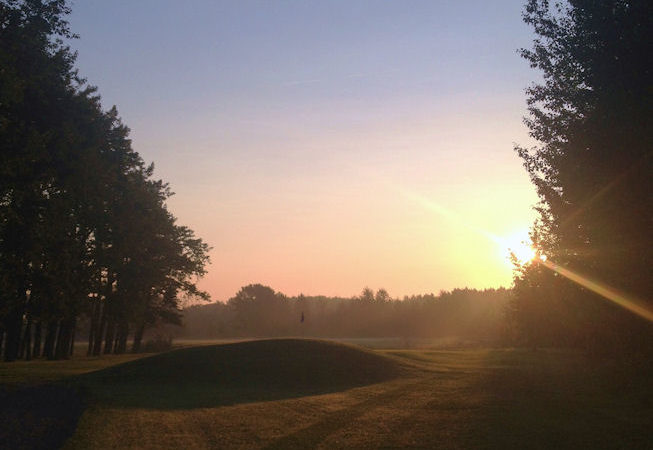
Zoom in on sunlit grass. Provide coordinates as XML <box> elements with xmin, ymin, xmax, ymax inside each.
<box><xmin>0</xmin><ymin>352</ymin><xmax>144</xmax><ymax>386</ymax></box>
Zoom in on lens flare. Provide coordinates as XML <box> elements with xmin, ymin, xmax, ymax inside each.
<box><xmin>536</xmin><ymin>257</ymin><xmax>653</xmax><ymax>323</ymax></box>
<box><xmin>498</xmin><ymin>230</ymin><xmax>537</xmax><ymax>264</ymax></box>
<box><xmin>398</xmin><ymin>186</ymin><xmax>652</xmax><ymax>323</ymax></box>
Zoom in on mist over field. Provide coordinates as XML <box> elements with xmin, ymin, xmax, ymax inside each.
<box><xmin>177</xmin><ymin>286</ymin><xmax>510</xmax><ymax>345</ymax></box>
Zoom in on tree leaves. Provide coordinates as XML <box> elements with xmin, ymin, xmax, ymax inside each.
<box><xmin>510</xmin><ymin>0</ymin><xmax>653</xmax><ymax>352</ymax></box>
<box><xmin>0</xmin><ymin>0</ymin><xmax>210</xmax><ymax>360</ymax></box>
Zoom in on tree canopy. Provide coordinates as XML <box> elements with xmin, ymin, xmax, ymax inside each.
<box><xmin>510</xmin><ymin>0</ymin><xmax>652</xmax><ymax>351</ymax></box>
<box><xmin>0</xmin><ymin>0</ymin><xmax>210</xmax><ymax>361</ymax></box>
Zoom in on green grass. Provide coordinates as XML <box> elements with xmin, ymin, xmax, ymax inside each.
<box><xmin>1</xmin><ymin>340</ymin><xmax>651</xmax><ymax>449</ymax></box>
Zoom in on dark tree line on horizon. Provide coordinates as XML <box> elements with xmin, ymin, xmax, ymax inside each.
<box><xmin>0</xmin><ymin>0</ymin><xmax>210</xmax><ymax>361</ymax></box>
<box><xmin>509</xmin><ymin>0</ymin><xmax>652</xmax><ymax>354</ymax></box>
<box><xmin>178</xmin><ymin>284</ymin><xmax>510</xmax><ymax>343</ymax></box>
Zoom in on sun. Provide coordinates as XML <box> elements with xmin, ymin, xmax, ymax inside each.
<box><xmin>498</xmin><ymin>229</ymin><xmax>537</xmax><ymax>265</ymax></box>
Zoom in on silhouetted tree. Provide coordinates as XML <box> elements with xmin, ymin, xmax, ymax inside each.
<box><xmin>0</xmin><ymin>0</ymin><xmax>210</xmax><ymax>360</ymax></box>
<box><xmin>227</xmin><ymin>284</ymin><xmax>289</xmax><ymax>336</ymax></box>
<box><xmin>511</xmin><ymin>0</ymin><xmax>653</xmax><ymax>352</ymax></box>
<box><xmin>0</xmin><ymin>0</ymin><xmax>83</xmax><ymax>360</ymax></box>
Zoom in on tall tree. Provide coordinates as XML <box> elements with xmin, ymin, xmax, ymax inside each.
<box><xmin>0</xmin><ymin>0</ymin><xmax>211</xmax><ymax>360</ymax></box>
<box><xmin>227</xmin><ymin>285</ymin><xmax>289</xmax><ymax>337</ymax></box>
<box><xmin>0</xmin><ymin>0</ymin><xmax>81</xmax><ymax>360</ymax></box>
<box><xmin>511</xmin><ymin>0</ymin><xmax>652</xmax><ymax>351</ymax></box>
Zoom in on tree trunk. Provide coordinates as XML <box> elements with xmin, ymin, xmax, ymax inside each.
<box><xmin>69</xmin><ymin>317</ymin><xmax>76</xmax><ymax>356</ymax></box>
<box><xmin>132</xmin><ymin>322</ymin><xmax>145</xmax><ymax>353</ymax></box>
<box><xmin>17</xmin><ymin>321</ymin><xmax>26</xmax><ymax>360</ymax></box>
<box><xmin>32</xmin><ymin>321</ymin><xmax>42</xmax><ymax>359</ymax></box>
<box><xmin>54</xmin><ymin>319</ymin><xmax>72</xmax><ymax>360</ymax></box>
<box><xmin>93</xmin><ymin>302</ymin><xmax>106</xmax><ymax>356</ymax></box>
<box><xmin>4</xmin><ymin>313</ymin><xmax>23</xmax><ymax>362</ymax></box>
<box><xmin>100</xmin><ymin>272</ymin><xmax>115</xmax><ymax>355</ymax></box>
<box><xmin>22</xmin><ymin>318</ymin><xmax>32</xmax><ymax>361</ymax></box>
<box><xmin>43</xmin><ymin>320</ymin><xmax>58</xmax><ymax>360</ymax></box>
<box><xmin>87</xmin><ymin>298</ymin><xmax>100</xmax><ymax>356</ymax></box>
<box><xmin>115</xmin><ymin>321</ymin><xmax>129</xmax><ymax>354</ymax></box>
<box><xmin>103</xmin><ymin>320</ymin><xmax>115</xmax><ymax>354</ymax></box>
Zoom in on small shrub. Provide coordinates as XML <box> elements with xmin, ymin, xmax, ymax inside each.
<box><xmin>141</xmin><ymin>335</ymin><xmax>173</xmax><ymax>353</ymax></box>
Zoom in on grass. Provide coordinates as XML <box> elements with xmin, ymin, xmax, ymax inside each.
<box><xmin>75</xmin><ymin>339</ymin><xmax>404</xmax><ymax>409</ymax></box>
<box><xmin>0</xmin><ymin>352</ymin><xmax>144</xmax><ymax>386</ymax></box>
<box><xmin>1</xmin><ymin>340</ymin><xmax>651</xmax><ymax>449</ymax></box>
<box><xmin>0</xmin><ymin>351</ymin><xmax>144</xmax><ymax>450</ymax></box>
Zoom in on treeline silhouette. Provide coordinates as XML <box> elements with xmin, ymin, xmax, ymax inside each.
<box><xmin>509</xmin><ymin>0</ymin><xmax>652</xmax><ymax>355</ymax></box>
<box><xmin>0</xmin><ymin>1</ymin><xmax>210</xmax><ymax>361</ymax></box>
<box><xmin>179</xmin><ymin>285</ymin><xmax>510</xmax><ymax>343</ymax></box>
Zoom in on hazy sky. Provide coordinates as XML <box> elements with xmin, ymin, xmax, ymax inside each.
<box><xmin>68</xmin><ymin>0</ymin><xmax>539</xmax><ymax>301</ymax></box>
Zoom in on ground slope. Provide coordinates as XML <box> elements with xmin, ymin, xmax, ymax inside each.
<box><xmin>0</xmin><ymin>339</ymin><xmax>404</xmax><ymax>448</ymax></box>
<box><xmin>77</xmin><ymin>338</ymin><xmax>405</xmax><ymax>409</ymax></box>
<box><xmin>66</xmin><ymin>348</ymin><xmax>652</xmax><ymax>449</ymax></box>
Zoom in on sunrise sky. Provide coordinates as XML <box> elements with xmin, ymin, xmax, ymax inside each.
<box><xmin>69</xmin><ymin>0</ymin><xmax>539</xmax><ymax>301</ymax></box>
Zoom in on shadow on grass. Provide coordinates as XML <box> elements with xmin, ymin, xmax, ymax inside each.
<box><xmin>0</xmin><ymin>339</ymin><xmax>402</xmax><ymax>447</ymax></box>
<box><xmin>75</xmin><ymin>339</ymin><xmax>403</xmax><ymax>410</ymax></box>
<box><xmin>469</xmin><ymin>349</ymin><xmax>653</xmax><ymax>449</ymax></box>
<box><xmin>0</xmin><ymin>383</ymin><xmax>84</xmax><ymax>450</ymax></box>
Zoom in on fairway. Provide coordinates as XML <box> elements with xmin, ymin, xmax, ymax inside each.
<box><xmin>1</xmin><ymin>339</ymin><xmax>651</xmax><ymax>449</ymax></box>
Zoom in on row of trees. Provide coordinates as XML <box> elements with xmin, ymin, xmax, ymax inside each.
<box><xmin>0</xmin><ymin>0</ymin><xmax>210</xmax><ymax>361</ymax></box>
<box><xmin>509</xmin><ymin>0</ymin><xmax>652</xmax><ymax>353</ymax></box>
<box><xmin>180</xmin><ymin>285</ymin><xmax>510</xmax><ymax>343</ymax></box>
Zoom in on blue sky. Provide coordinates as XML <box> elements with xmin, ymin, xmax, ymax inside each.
<box><xmin>68</xmin><ymin>1</ymin><xmax>540</xmax><ymax>301</ymax></box>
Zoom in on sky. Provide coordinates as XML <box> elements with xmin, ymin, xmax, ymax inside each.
<box><xmin>68</xmin><ymin>0</ymin><xmax>540</xmax><ymax>302</ymax></box>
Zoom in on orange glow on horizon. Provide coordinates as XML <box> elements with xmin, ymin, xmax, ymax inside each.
<box><xmin>397</xmin><ymin>186</ymin><xmax>652</xmax><ymax>324</ymax></box>
<box><xmin>397</xmin><ymin>187</ymin><xmax>536</xmax><ymax>267</ymax></box>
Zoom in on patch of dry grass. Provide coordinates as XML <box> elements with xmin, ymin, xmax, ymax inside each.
<box><xmin>0</xmin><ymin>353</ymin><xmax>144</xmax><ymax>386</ymax></box>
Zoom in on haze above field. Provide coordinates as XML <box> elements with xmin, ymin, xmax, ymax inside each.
<box><xmin>68</xmin><ymin>1</ymin><xmax>538</xmax><ymax>301</ymax></box>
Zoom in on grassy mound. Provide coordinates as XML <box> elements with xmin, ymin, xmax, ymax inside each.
<box><xmin>78</xmin><ymin>339</ymin><xmax>403</xmax><ymax>409</ymax></box>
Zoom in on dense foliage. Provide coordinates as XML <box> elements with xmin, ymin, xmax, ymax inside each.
<box><xmin>0</xmin><ymin>0</ymin><xmax>210</xmax><ymax>361</ymax></box>
<box><xmin>510</xmin><ymin>0</ymin><xmax>652</xmax><ymax>352</ymax></box>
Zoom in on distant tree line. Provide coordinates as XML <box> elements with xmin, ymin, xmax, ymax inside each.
<box><xmin>509</xmin><ymin>0</ymin><xmax>652</xmax><ymax>354</ymax></box>
<box><xmin>0</xmin><ymin>0</ymin><xmax>210</xmax><ymax>361</ymax></box>
<box><xmin>179</xmin><ymin>284</ymin><xmax>510</xmax><ymax>344</ymax></box>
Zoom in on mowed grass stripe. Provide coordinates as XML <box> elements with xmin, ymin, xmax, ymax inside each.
<box><xmin>264</xmin><ymin>376</ymin><xmax>433</xmax><ymax>449</ymax></box>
